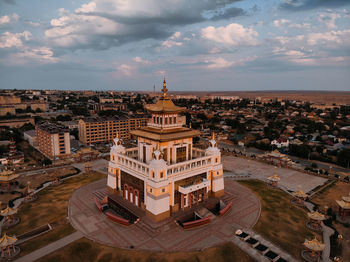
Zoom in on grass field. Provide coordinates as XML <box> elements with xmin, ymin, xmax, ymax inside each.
<box><xmin>4</xmin><ymin>171</ymin><xmax>106</xmax><ymax>256</ymax></box>
<box><xmin>37</xmin><ymin>237</ymin><xmax>255</xmax><ymax>262</ymax></box>
<box><xmin>238</xmin><ymin>179</ymin><xmax>318</xmax><ymax>260</ymax></box>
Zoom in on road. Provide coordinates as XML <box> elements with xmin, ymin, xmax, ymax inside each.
<box><xmin>215</xmin><ymin>140</ymin><xmax>350</xmax><ymax>174</ymax></box>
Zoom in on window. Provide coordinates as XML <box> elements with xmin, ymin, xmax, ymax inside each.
<box><xmin>176</xmin><ymin>146</ymin><xmax>186</xmax><ymax>163</ymax></box>
<box><xmin>152</xmin><ymin>171</ymin><xmax>155</xmax><ymax>178</ymax></box>
<box><xmin>162</xmin><ymin>188</ymin><xmax>165</xmax><ymax>193</ymax></box>
<box><xmin>169</xmin><ymin>117</ymin><xmax>172</xmax><ymax>124</ymax></box>
<box><xmin>163</xmin><ymin>148</ymin><xmax>167</xmax><ymax>162</ymax></box>
<box><xmin>160</xmin><ymin>117</ymin><xmax>162</xmax><ymax>125</ymax></box>
<box><xmin>165</xmin><ymin>117</ymin><xmax>168</xmax><ymax>124</ymax></box>
<box><xmin>150</xmin><ymin>188</ymin><xmax>152</xmax><ymax>193</ymax></box>
<box><xmin>174</xmin><ymin>117</ymin><xmax>176</xmax><ymax>123</ymax></box>
<box><xmin>160</xmin><ymin>172</ymin><xmax>164</xmax><ymax>178</ymax></box>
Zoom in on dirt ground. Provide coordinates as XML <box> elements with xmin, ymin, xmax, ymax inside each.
<box><xmin>0</xmin><ymin>192</ymin><xmax>21</xmax><ymax>205</ymax></box>
<box><xmin>36</xmin><ymin>237</ymin><xmax>255</xmax><ymax>262</ymax></box>
<box><xmin>312</xmin><ymin>181</ymin><xmax>350</xmax><ymax>260</ymax></box>
<box><xmin>312</xmin><ymin>182</ymin><xmax>350</xmax><ymax>210</ymax></box>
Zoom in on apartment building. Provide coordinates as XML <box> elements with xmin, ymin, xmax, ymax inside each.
<box><xmin>78</xmin><ymin>114</ymin><xmax>148</xmax><ymax>145</ymax></box>
<box><xmin>36</xmin><ymin>122</ymin><xmax>71</xmax><ymax>159</ymax></box>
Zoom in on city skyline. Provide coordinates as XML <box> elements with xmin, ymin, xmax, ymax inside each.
<box><xmin>0</xmin><ymin>0</ymin><xmax>350</xmax><ymax>91</ymax></box>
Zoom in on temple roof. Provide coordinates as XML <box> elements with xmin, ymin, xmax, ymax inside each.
<box><xmin>267</xmin><ymin>174</ymin><xmax>280</xmax><ymax>182</ymax></box>
<box><xmin>130</xmin><ymin>127</ymin><xmax>200</xmax><ymax>142</ymax></box>
<box><xmin>145</xmin><ymin>97</ymin><xmax>185</xmax><ymax>114</ymax></box>
<box><xmin>336</xmin><ymin>200</ymin><xmax>350</xmax><ymax>209</ymax></box>
<box><xmin>303</xmin><ymin>237</ymin><xmax>325</xmax><ymax>251</ymax></box>
<box><xmin>0</xmin><ymin>234</ymin><xmax>17</xmax><ymax>247</ymax></box>
<box><xmin>0</xmin><ymin>170</ymin><xmax>19</xmax><ymax>182</ymax></box>
<box><xmin>0</xmin><ymin>206</ymin><xmax>17</xmax><ymax>216</ymax></box>
<box><xmin>342</xmin><ymin>194</ymin><xmax>350</xmax><ymax>203</ymax></box>
<box><xmin>292</xmin><ymin>187</ymin><xmax>307</xmax><ymax>198</ymax></box>
<box><xmin>145</xmin><ymin>79</ymin><xmax>185</xmax><ymax>114</ymax></box>
<box><xmin>307</xmin><ymin>211</ymin><xmax>327</xmax><ymax>220</ymax></box>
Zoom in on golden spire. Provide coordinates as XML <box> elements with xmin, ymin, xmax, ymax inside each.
<box><xmin>211</xmin><ymin>132</ymin><xmax>216</xmax><ymax>141</ymax></box>
<box><xmin>116</xmin><ymin>132</ymin><xmax>119</xmax><ymax>139</ymax></box>
<box><xmin>162</xmin><ymin>77</ymin><xmax>168</xmax><ymax>98</ymax></box>
<box><xmin>189</xmin><ymin>122</ymin><xmax>192</xmax><ymax>129</ymax></box>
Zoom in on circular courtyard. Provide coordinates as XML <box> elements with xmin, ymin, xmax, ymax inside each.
<box><xmin>68</xmin><ymin>177</ymin><xmax>261</xmax><ymax>252</ymax></box>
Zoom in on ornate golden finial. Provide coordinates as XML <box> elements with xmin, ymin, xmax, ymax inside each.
<box><xmin>157</xmin><ymin>142</ymin><xmax>160</xmax><ymax>151</ymax></box>
<box><xmin>189</xmin><ymin>122</ymin><xmax>192</xmax><ymax>129</ymax></box>
<box><xmin>116</xmin><ymin>132</ymin><xmax>119</xmax><ymax>139</ymax></box>
<box><xmin>162</xmin><ymin>77</ymin><xmax>168</xmax><ymax>98</ymax></box>
<box><xmin>211</xmin><ymin>132</ymin><xmax>216</xmax><ymax>141</ymax></box>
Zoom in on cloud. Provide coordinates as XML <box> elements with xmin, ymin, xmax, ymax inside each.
<box><xmin>318</xmin><ymin>13</ymin><xmax>340</xmax><ymax>29</ymax></box>
<box><xmin>205</xmin><ymin>56</ymin><xmax>257</xmax><ymax>69</ymax></box>
<box><xmin>0</xmin><ymin>31</ymin><xmax>31</xmax><ymax>48</ymax></box>
<box><xmin>201</xmin><ymin>23</ymin><xmax>259</xmax><ymax>47</ymax></box>
<box><xmin>207</xmin><ymin>6</ymin><xmax>245</xmax><ymax>21</ymax></box>
<box><xmin>116</xmin><ymin>64</ymin><xmax>136</xmax><ymax>77</ymax></box>
<box><xmin>161</xmin><ymin>32</ymin><xmax>183</xmax><ymax>48</ymax></box>
<box><xmin>206</xmin><ymin>57</ymin><xmax>234</xmax><ymax>69</ymax></box>
<box><xmin>280</xmin><ymin>0</ymin><xmax>350</xmax><ymax>11</ymax></box>
<box><xmin>289</xmin><ymin>22</ymin><xmax>310</xmax><ymax>29</ymax></box>
<box><xmin>0</xmin><ymin>0</ymin><xmax>16</xmax><ymax>5</ymax></box>
<box><xmin>0</xmin><ymin>13</ymin><xmax>19</xmax><ymax>26</ymax></box>
<box><xmin>8</xmin><ymin>47</ymin><xmax>59</xmax><ymax>65</ymax></box>
<box><xmin>307</xmin><ymin>29</ymin><xmax>350</xmax><ymax>46</ymax></box>
<box><xmin>133</xmin><ymin>56</ymin><xmax>151</xmax><ymax>65</ymax></box>
<box><xmin>273</xmin><ymin>19</ymin><xmax>290</xmax><ymax>28</ymax></box>
<box><xmin>44</xmin><ymin>0</ymin><xmax>245</xmax><ymax>50</ymax></box>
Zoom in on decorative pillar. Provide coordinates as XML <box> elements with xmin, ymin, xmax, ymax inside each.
<box><xmin>181</xmin><ymin>193</ymin><xmax>184</xmax><ymax>210</ymax></box>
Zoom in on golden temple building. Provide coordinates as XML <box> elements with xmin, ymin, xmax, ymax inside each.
<box><xmin>107</xmin><ymin>79</ymin><xmax>224</xmax><ymax>221</ymax></box>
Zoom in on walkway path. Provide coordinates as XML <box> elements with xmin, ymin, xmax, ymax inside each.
<box><xmin>68</xmin><ymin>178</ymin><xmax>261</xmax><ymax>252</ymax></box>
<box><xmin>14</xmin><ymin>231</ymin><xmax>83</xmax><ymax>262</ymax></box>
<box><xmin>304</xmin><ymin>201</ymin><xmax>333</xmax><ymax>262</ymax></box>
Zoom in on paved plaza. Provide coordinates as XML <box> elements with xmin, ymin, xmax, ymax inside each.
<box><xmin>68</xmin><ymin>178</ymin><xmax>260</xmax><ymax>252</ymax></box>
<box><xmin>223</xmin><ymin>155</ymin><xmax>328</xmax><ymax>193</ymax></box>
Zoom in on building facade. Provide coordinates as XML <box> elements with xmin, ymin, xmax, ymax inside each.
<box><xmin>107</xmin><ymin>80</ymin><xmax>224</xmax><ymax>221</ymax></box>
<box><xmin>78</xmin><ymin>114</ymin><xmax>148</xmax><ymax>145</ymax></box>
<box><xmin>36</xmin><ymin>122</ymin><xmax>71</xmax><ymax>159</ymax></box>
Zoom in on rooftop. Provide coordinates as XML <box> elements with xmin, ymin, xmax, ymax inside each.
<box><xmin>36</xmin><ymin>122</ymin><xmax>69</xmax><ymax>134</ymax></box>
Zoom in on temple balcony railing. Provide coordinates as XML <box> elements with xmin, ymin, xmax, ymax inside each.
<box><xmin>147</xmin><ymin>122</ymin><xmax>185</xmax><ymax>129</ymax></box>
<box><xmin>166</xmin><ymin>155</ymin><xmax>212</xmax><ymax>177</ymax></box>
<box><xmin>113</xmin><ymin>153</ymin><xmax>150</xmax><ymax>177</ymax></box>
<box><xmin>192</xmin><ymin>147</ymin><xmax>206</xmax><ymax>158</ymax></box>
<box><xmin>178</xmin><ymin>178</ymin><xmax>209</xmax><ymax>194</ymax></box>
<box><xmin>124</xmin><ymin>147</ymin><xmax>139</xmax><ymax>159</ymax></box>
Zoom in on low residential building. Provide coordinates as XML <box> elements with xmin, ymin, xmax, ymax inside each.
<box><xmin>59</xmin><ymin>121</ymin><xmax>78</xmax><ymax>130</ymax></box>
<box><xmin>78</xmin><ymin>114</ymin><xmax>148</xmax><ymax>145</ymax></box>
<box><xmin>271</xmin><ymin>138</ymin><xmax>289</xmax><ymax>148</ymax></box>
<box><xmin>23</xmin><ymin>130</ymin><xmax>37</xmax><ymax>147</ymax></box>
<box><xmin>0</xmin><ymin>117</ymin><xmax>35</xmax><ymax>128</ymax></box>
<box><xmin>36</xmin><ymin>122</ymin><xmax>71</xmax><ymax>159</ymax></box>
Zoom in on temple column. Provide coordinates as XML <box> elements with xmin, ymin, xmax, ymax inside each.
<box><xmin>181</xmin><ymin>193</ymin><xmax>184</xmax><ymax>210</ymax></box>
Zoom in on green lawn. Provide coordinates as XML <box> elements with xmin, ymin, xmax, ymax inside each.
<box><xmin>238</xmin><ymin>180</ymin><xmax>319</xmax><ymax>260</ymax></box>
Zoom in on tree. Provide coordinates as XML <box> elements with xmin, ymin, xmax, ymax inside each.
<box><xmin>337</xmin><ymin>148</ymin><xmax>350</xmax><ymax>168</ymax></box>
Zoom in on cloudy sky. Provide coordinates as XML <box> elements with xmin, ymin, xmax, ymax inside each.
<box><xmin>0</xmin><ymin>0</ymin><xmax>349</xmax><ymax>91</ymax></box>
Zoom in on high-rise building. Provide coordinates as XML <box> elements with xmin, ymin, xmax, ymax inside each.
<box><xmin>78</xmin><ymin>114</ymin><xmax>148</xmax><ymax>145</ymax></box>
<box><xmin>107</xmin><ymin>80</ymin><xmax>224</xmax><ymax>221</ymax></box>
<box><xmin>36</xmin><ymin>122</ymin><xmax>71</xmax><ymax>159</ymax></box>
